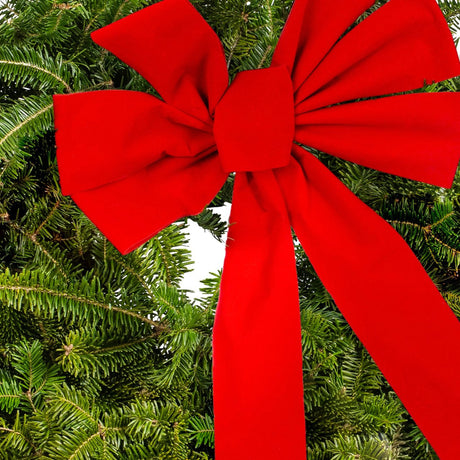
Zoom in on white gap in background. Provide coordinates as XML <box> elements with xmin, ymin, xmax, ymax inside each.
<box><xmin>180</xmin><ymin>205</ymin><xmax>231</xmax><ymax>298</ymax></box>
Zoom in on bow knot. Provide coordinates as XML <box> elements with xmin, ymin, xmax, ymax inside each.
<box><xmin>213</xmin><ymin>66</ymin><xmax>294</xmax><ymax>173</ymax></box>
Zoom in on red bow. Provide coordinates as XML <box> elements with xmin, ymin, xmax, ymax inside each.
<box><xmin>54</xmin><ymin>0</ymin><xmax>460</xmax><ymax>458</ymax></box>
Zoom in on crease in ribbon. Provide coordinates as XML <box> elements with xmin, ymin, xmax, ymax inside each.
<box><xmin>53</xmin><ymin>0</ymin><xmax>460</xmax><ymax>458</ymax></box>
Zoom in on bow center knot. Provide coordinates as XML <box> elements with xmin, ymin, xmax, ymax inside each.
<box><xmin>213</xmin><ymin>66</ymin><xmax>294</xmax><ymax>173</ymax></box>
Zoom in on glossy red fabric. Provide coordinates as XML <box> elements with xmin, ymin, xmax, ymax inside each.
<box><xmin>53</xmin><ymin>0</ymin><xmax>460</xmax><ymax>458</ymax></box>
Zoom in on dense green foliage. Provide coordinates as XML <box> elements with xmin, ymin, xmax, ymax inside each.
<box><xmin>0</xmin><ymin>0</ymin><xmax>459</xmax><ymax>458</ymax></box>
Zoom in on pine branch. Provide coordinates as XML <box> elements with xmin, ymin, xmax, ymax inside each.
<box><xmin>0</xmin><ymin>46</ymin><xmax>74</xmax><ymax>92</ymax></box>
<box><xmin>0</xmin><ymin>269</ymin><xmax>165</xmax><ymax>330</ymax></box>
<box><xmin>0</xmin><ymin>413</ymin><xmax>36</xmax><ymax>455</ymax></box>
<box><xmin>438</xmin><ymin>0</ymin><xmax>460</xmax><ymax>38</ymax></box>
<box><xmin>67</xmin><ymin>431</ymin><xmax>102</xmax><ymax>460</ymax></box>
<box><xmin>57</xmin><ymin>328</ymin><xmax>159</xmax><ymax>379</ymax></box>
<box><xmin>326</xmin><ymin>435</ymin><xmax>399</xmax><ymax>460</ymax></box>
<box><xmin>385</xmin><ymin>199</ymin><xmax>460</xmax><ymax>273</ymax></box>
<box><xmin>188</xmin><ymin>414</ymin><xmax>214</xmax><ymax>448</ymax></box>
<box><xmin>188</xmin><ymin>208</ymin><xmax>228</xmax><ymax>242</ymax></box>
<box><xmin>0</xmin><ymin>372</ymin><xmax>22</xmax><ymax>413</ymax></box>
<box><xmin>0</xmin><ymin>96</ymin><xmax>53</xmax><ymax>160</ymax></box>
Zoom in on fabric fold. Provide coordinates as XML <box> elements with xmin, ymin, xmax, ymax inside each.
<box><xmin>54</xmin><ymin>90</ymin><xmax>216</xmax><ymax>195</ymax></box>
<box><xmin>295</xmin><ymin>92</ymin><xmax>460</xmax><ymax>188</ymax></box>
<box><xmin>213</xmin><ymin>171</ymin><xmax>306</xmax><ymax>460</ymax></box>
<box><xmin>72</xmin><ymin>154</ymin><xmax>227</xmax><ymax>254</ymax></box>
<box><xmin>91</xmin><ymin>0</ymin><xmax>228</xmax><ymax>121</ymax></box>
<box><xmin>276</xmin><ymin>145</ymin><xmax>460</xmax><ymax>460</ymax></box>
<box><xmin>272</xmin><ymin>0</ymin><xmax>375</xmax><ymax>91</ymax></box>
<box><xmin>294</xmin><ymin>0</ymin><xmax>460</xmax><ymax>113</ymax></box>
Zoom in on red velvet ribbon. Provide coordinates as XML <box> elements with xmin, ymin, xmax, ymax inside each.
<box><xmin>53</xmin><ymin>0</ymin><xmax>460</xmax><ymax>458</ymax></box>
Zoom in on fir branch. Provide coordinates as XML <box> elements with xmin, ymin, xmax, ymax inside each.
<box><xmin>264</xmin><ymin>0</ymin><xmax>275</xmax><ymax>36</ymax></box>
<box><xmin>89</xmin><ymin>334</ymin><xmax>158</xmax><ymax>355</ymax></box>
<box><xmin>5</xmin><ymin>218</ymin><xmax>69</xmax><ymax>278</ymax></box>
<box><xmin>188</xmin><ymin>208</ymin><xmax>228</xmax><ymax>242</ymax></box>
<box><xmin>2</xmin><ymin>283</ymin><xmax>161</xmax><ymax>327</ymax></box>
<box><xmin>57</xmin><ymin>328</ymin><xmax>160</xmax><ymax>378</ymax></box>
<box><xmin>444</xmin><ymin>291</ymin><xmax>460</xmax><ymax>316</ymax></box>
<box><xmin>113</xmin><ymin>0</ymin><xmax>132</xmax><ymax>22</ymax></box>
<box><xmin>67</xmin><ymin>431</ymin><xmax>101</xmax><ymax>460</ymax></box>
<box><xmin>225</xmin><ymin>31</ymin><xmax>242</xmax><ymax>69</ymax></box>
<box><xmin>386</xmin><ymin>201</ymin><xmax>460</xmax><ymax>271</ymax></box>
<box><xmin>0</xmin><ymin>413</ymin><xmax>37</xmax><ymax>453</ymax></box>
<box><xmin>105</xmin><ymin>253</ymin><xmax>156</xmax><ymax>300</ymax></box>
<box><xmin>29</xmin><ymin>234</ymin><xmax>69</xmax><ymax>278</ymax></box>
<box><xmin>188</xmin><ymin>414</ymin><xmax>214</xmax><ymax>448</ymax></box>
<box><xmin>257</xmin><ymin>44</ymin><xmax>273</xmax><ymax>68</ymax></box>
<box><xmin>0</xmin><ymin>269</ymin><xmax>165</xmax><ymax>330</ymax></box>
<box><xmin>0</xmin><ymin>58</ymin><xmax>70</xmax><ymax>91</ymax></box>
<box><xmin>0</xmin><ymin>46</ymin><xmax>73</xmax><ymax>92</ymax></box>
<box><xmin>54</xmin><ymin>395</ymin><xmax>99</xmax><ymax>426</ymax></box>
<box><xmin>425</xmin><ymin>210</ymin><xmax>456</xmax><ymax>230</ymax></box>
<box><xmin>0</xmin><ymin>96</ymin><xmax>53</xmax><ymax>159</ymax></box>
<box><xmin>0</xmin><ymin>425</ymin><xmax>33</xmax><ymax>448</ymax></box>
<box><xmin>33</xmin><ymin>200</ymin><xmax>61</xmax><ymax>238</ymax></box>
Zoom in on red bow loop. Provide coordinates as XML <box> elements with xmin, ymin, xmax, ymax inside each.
<box><xmin>53</xmin><ymin>86</ymin><xmax>226</xmax><ymax>255</ymax></box>
<box><xmin>295</xmin><ymin>92</ymin><xmax>460</xmax><ymax>188</ymax></box>
<box><xmin>293</xmin><ymin>0</ymin><xmax>460</xmax><ymax>114</ymax></box>
<box><xmin>272</xmin><ymin>0</ymin><xmax>375</xmax><ymax>87</ymax></box>
<box><xmin>91</xmin><ymin>0</ymin><xmax>228</xmax><ymax>122</ymax></box>
<box><xmin>54</xmin><ymin>90</ymin><xmax>217</xmax><ymax>195</ymax></box>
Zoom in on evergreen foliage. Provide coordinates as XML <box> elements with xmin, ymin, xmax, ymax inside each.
<box><xmin>0</xmin><ymin>0</ymin><xmax>459</xmax><ymax>458</ymax></box>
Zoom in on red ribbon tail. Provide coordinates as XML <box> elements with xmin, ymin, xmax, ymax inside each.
<box><xmin>277</xmin><ymin>146</ymin><xmax>460</xmax><ymax>459</ymax></box>
<box><xmin>213</xmin><ymin>171</ymin><xmax>306</xmax><ymax>460</ymax></box>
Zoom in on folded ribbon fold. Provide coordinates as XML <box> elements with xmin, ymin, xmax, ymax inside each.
<box><xmin>293</xmin><ymin>0</ymin><xmax>460</xmax><ymax>112</ymax></box>
<box><xmin>295</xmin><ymin>93</ymin><xmax>460</xmax><ymax>187</ymax></box>
<box><xmin>90</xmin><ymin>0</ymin><xmax>228</xmax><ymax>121</ymax></box>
